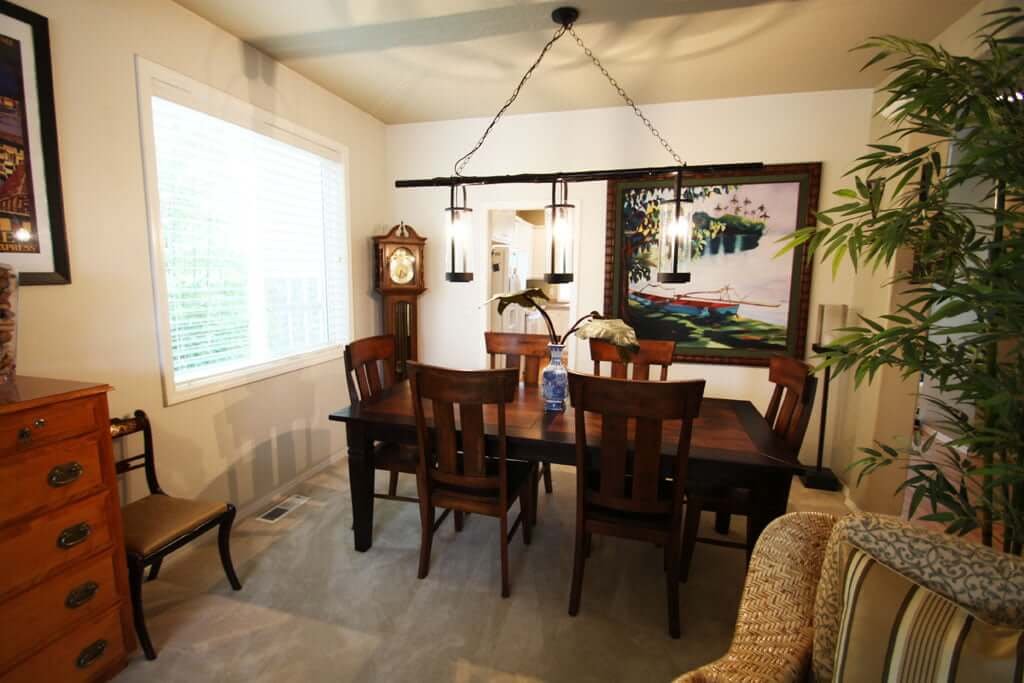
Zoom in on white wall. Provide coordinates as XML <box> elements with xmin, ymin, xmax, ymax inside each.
<box><xmin>386</xmin><ymin>89</ymin><xmax>875</xmax><ymax>465</ymax></box>
<box><xmin>15</xmin><ymin>0</ymin><xmax>387</xmax><ymax>509</ymax></box>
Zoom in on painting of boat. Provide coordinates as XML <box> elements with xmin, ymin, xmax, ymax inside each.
<box><xmin>629</xmin><ymin>286</ymin><xmax>779</xmax><ymax>319</ymax></box>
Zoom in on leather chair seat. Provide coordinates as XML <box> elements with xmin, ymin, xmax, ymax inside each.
<box><xmin>122</xmin><ymin>493</ymin><xmax>228</xmax><ymax>556</ymax></box>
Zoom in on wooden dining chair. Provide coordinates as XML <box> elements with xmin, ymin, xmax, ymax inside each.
<box><xmin>679</xmin><ymin>355</ymin><xmax>817</xmax><ymax>580</ymax></box>
<box><xmin>111</xmin><ymin>411</ymin><xmax>242</xmax><ymax>660</ymax></box>
<box><xmin>566</xmin><ymin>371</ymin><xmax>705</xmax><ymax>638</ymax></box>
<box><xmin>408</xmin><ymin>362</ymin><xmax>537</xmax><ymax>598</ymax></box>
<box><xmin>484</xmin><ymin>331</ymin><xmax>559</xmax><ymax>495</ymax></box>
<box><xmin>344</xmin><ymin>335</ymin><xmax>418</xmax><ymax>504</ymax></box>
<box><xmin>590</xmin><ymin>338</ymin><xmax>675</xmax><ymax>380</ymax></box>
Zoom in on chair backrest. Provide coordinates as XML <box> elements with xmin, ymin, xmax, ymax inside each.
<box><xmin>568</xmin><ymin>371</ymin><xmax>705</xmax><ymax>520</ymax></box>
<box><xmin>110</xmin><ymin>409</ymin><xmax>163</xmax><ymax>494</ymax></box>
<box><xmin>344</xmin><ymin>335</ymin><xmax>398</xmax><ymax>404</ymax></box>
<box><xmin>764</xmin><ymin>355</ymin><xmax>818</xmax><ymax>451</ymax></box>
<box><xmin>590</xmin><ymin>338</ymin><xmax>675</xmax><ymax>381</ymax></box>
<box><xmin>408</xmin><ymin>362</ymin><xmax>519</xmax><ymax>502</ymax></box>
<box><xmin>484</xmin><ymin>331</ymin><xmax>551</xmax><ymax>385</ymax></box>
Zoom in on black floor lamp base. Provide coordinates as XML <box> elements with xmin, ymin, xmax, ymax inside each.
<box><xmin>800</xmin><ymin>467</ymin><xmax>843</xmax><ymax>491</ymax></box>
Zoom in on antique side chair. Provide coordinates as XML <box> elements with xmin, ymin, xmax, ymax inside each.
<box><xmin>110</xmin><ymin>410</ymin><xmax>242</xmax><ymax>660</ymax></box>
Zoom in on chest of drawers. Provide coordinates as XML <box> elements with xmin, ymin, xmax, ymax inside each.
<box><xmin>0</xmin><ymin>377</ymin><xmax>134</xmax><ymax>681</ymax></box>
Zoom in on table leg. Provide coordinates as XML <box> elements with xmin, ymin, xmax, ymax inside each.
<box><xmin>745</xmin><ymin>472</ymin><xmax>793</xmax><ymax>561</ymax></box>
<box><xmin>347</xmin><ymin>422</ymin><xmax>375</xmax><ymax>552</ymax></box>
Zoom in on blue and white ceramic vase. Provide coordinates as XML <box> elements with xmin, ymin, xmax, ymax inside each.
<box><xmin>541</xmin><ymin>343</ymin><xmax>568</xmax><ymax>412</ymax></box>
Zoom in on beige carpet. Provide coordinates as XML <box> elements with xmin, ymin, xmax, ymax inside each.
<box><xmin>115</xmin><ymin>463</ymin><xmax>847</xmax><ymax>682</ymax></box>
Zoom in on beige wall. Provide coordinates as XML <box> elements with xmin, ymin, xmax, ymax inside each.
<box><xmin>386</xmin><ymin>89</ymin><xmax>875</xmax><ymax>468</ymax></box>
<box><xmin>15</xmin><ymin>0</ymin><xmax>387</xmax><ymax>509</ymax></box>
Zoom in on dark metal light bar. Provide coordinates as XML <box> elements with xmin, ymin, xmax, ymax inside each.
<box><xmin>394</xmin><ymin>162</ymin><xmax>765</xmax><ymax>188</ymax></box>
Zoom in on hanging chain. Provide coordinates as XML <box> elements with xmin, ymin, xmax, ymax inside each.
<box><xmin>453</xmin><ymin>25</ymin><xmax>568</xmax><ymax>176</ymax></box>
<box><xmin>567</xmin><ymin>27</ymin><xmax>683</xmax><ymax>166</ymax></box>
<box><xmin>452</xmin><ymin>20</ymin><xmax>685</xmax><ymax>176</ymax></box>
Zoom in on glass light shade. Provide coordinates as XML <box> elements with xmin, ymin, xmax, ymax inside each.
<box><xmin>815</xmin><ymin>303</ymin><xmax>849</xmax><ymax>348</ymax></box>
<box><xmin>657</xmin><ymin>199</ymin><xmax>693</xmax><ymax>284</ymax></box>
<box><xmin>544</xmin><ymin>203</ymin><xmax>574</xmax><ymax>284</ymax></box>
<box><xmin>444</xmin><ymin>206</ymin><xmax>473</xmax><ymax>282</ymax></box>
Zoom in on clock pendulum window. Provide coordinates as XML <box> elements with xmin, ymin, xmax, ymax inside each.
<box><xmin>373</xmin><ymin>223</ymin><xmax>427</xmax><ymax>378</ymax></box>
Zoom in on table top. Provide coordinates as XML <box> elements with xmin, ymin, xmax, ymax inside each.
<box><xmin>330</xmin><ymin>381</ymin><xmax>799</xmax><ymax>472</ymax></box>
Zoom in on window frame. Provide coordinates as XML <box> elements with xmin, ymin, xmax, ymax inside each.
<box><xmin>135</xmin><ymin>57</ymin><xmax>354</xmax><ymax>406</ymax></box>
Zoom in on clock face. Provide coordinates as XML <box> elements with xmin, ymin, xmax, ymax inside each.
<box><xmin>388</xmin><ymin>247</ymin><xmax>416</xmax><ymax>285</ymax></box>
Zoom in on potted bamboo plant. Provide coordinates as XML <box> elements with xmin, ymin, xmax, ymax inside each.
<box><xmin>778</xmin><ymin>7</ymin><xmax>1024</xmax><ymax>552</ymax></box>
<box><xmin>487</xmin><ymin>288</ymin><xmax>639</xmax><ymax>411</ymax></box>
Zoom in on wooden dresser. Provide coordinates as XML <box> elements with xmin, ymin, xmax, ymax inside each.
<box><xmin>0</xmin><ymin>377</ymin><xmax>134</xmax><ymax>681</ymax></box>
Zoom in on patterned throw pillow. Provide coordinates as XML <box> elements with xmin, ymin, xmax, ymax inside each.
<box><xmin>832</xmin><ymin>544</ymin><xmax>1024</xmax><ymax>682</ymax></box>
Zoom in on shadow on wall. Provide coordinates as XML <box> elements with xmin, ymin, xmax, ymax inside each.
<box><xmin>114</xmin><ymin>371</ymin><xmax>337</xmax><ymax>512</ymax></box>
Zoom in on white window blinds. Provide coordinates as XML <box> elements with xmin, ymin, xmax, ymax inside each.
<box><xmin>138</xmin><ymin>62</ymin><xmax>351</xmax><ymax>403</ymax></box>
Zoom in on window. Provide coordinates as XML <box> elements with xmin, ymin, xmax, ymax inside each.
<box><xmin>136</xmin><ymin>59</ymin><xmax>351</xmax><ymax>404</ymax></box>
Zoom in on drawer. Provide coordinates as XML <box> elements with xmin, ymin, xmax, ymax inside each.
<box><xmin>0</xmin><ymin>553</ymin><xmax>120</xmax><ymax>671</ymax></box>
<box><xmin>0</xmin><ymin>435</ymin><xmax>105</xmax><ymax>527</ymax></box>
<box><xmin>1</xmin><ymin>606</ymin><xmax>125</xmax><ymax>683</ymax></box>
<box><xmin>0</xmin><ymin>397</ymin><xmax>103</xmax><ymax>455</ymax></box>
<box><xmin>0</xmin><ymin>493</ymin><xmax>112</xmax><ymax>598</ymax></box>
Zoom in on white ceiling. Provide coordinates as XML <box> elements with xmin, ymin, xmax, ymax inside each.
<box><xmin>173</xmin><ymin>0</ymin><xmax>980</xmax><ymax>124</ymax></box>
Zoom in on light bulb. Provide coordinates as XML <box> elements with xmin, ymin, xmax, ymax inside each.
<box><xmin>13</xmin><ymin>227</ymin><xmax>31</xmax><ymax>242</ymax></box>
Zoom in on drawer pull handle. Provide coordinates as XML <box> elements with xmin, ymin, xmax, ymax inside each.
<box><xmin>17</xmin><ymin>426</ymin><xmax>31</xmax><ymax>442</ymax></box>
<box><xmin>48</xmin><ymin>461</ymin><xmax>84</xmax><ymax>487</ymax></box>
<box><xmin>75</xmin><ymin>639</ymin><xmax>107</xmax><ymax>669</ymax></box>
<box><xmin>65</xmin><ymin>580</ymin><xmax>100</xmax><ymax>609</ymax></box>
<box><xmin>34</xmin><ymin>417</ymin><xmax>47</xmax><ymax>429</ymax></box>
<box><xmin>57</xmin><ymin>522</ymin><xmax>91</xmax><ymax>549</ymax></box>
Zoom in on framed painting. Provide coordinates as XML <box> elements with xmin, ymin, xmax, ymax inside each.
<box><xmin>604</xmin><ymin>163</ymin><xmax>819</xmax><ymax>365</ymax></box>
<box><xmin>0</xmin><ymin>1</ymin><xmax>68</xmax><ymax>284</ymax></box>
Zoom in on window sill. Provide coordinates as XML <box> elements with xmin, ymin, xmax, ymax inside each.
<box><xmin>162</xmin><ymin>345</ymin><xmax>343</xmax><ymax>406</ymax></box>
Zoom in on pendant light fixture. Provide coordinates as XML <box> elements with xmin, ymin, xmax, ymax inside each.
<box><xmin>657</xmin><ymin>170</ymin><xmax>694</xmax><ymax>284</ymax></box>
<box><xmin>444</xmin><ymin>184</ymin><xmax>473</xmax><ymax>282</ymax></box>
<box><xmin>396</xmin><ymin>6</ymin><xmax>764</xmax><ymax>285</ymax></box>
<box><xmin>544</xmin><ymin>180</ymin><xmax>574</xmax><ymax>283</ymax></box>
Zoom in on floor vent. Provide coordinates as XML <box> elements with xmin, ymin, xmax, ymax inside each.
<box><xmin>256</xmin><ymin>494</ymin><xmax>310</xmax><ymax>524</ymax></box>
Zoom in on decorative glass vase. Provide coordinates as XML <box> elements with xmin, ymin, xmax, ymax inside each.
<box><xmin>0</xmin><ymin>264</ymin><xmax>16</xmax><ymax>383</ymax></box>
<box><xmin>541</xmin><ymin>343</ymin><xmax>568</xmax><ymax>412</ymax></box>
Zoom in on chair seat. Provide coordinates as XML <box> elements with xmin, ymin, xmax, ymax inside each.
<box><xmin>122</xmin><ymin>494</ymin><xmax>228</xmax><ymax>556</ymax></box>
<box><xmin>374</xmin><ymin>441</ymin><xmax>418</xmax><ymax>474</ymax></box>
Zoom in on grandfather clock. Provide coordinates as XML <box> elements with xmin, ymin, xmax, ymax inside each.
<box><xmin>374</xmin><ymin>223</ymin><xmax>426</xmax><ymax>378</ymax></box>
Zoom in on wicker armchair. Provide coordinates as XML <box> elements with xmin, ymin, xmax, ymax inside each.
<box><xmin>676</xmin><ymin>512</ymin><xmax>1024</xmax><ymax>683</ymax></box>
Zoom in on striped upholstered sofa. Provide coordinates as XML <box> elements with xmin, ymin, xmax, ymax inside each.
<box><xmin>677</xmin><ymin>512</ymin><xmax>1024</xmax><ymax>682</ymax></box>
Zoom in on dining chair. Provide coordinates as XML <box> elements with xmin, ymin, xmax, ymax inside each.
<box><xmin>408</xmin><ymin>362</ymin><xmax>537</xmax><ymax>598</ymax></box>
<box><xmin>590</xmin><ymin>338</ymin><xmax>675</xmax><ymax>380</ymax></box>
<box><xmin>484</xmin><ymin>331</ymin><xmax>559</xmax><ymax>496</ymax></box>
<box><xmin>679</xmin><ymin>355</ymin><xmax>817</xmax><ymax>580</ymax></box>
<box><xmin>344</xmin><ymin>335</ymin><xmax>419</xmax><ymax>504</ymax></box>
<box><xmin>567</xmin><ymin>371</ymin><xmax>705</xmax><ymax>638</ymax></box>
<box><xmin>111</xmin><ymin>410</ymin><xmax>242</xmax><ymax>660</ymax></box>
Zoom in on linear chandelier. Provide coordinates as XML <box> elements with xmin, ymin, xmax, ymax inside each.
<box><xmin>394</xmin><ymin>6</ymin><xmax>763</xmax><ymax>284</ymax></box>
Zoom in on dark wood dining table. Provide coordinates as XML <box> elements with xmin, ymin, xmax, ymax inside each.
<box><xmin>329</xmin><ymin>381</ymin><xmax>802</xmax><ymax>552</ymax></box>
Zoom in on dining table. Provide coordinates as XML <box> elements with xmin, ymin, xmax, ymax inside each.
<box><xmin>330</xmin><ymin>380</ymin><xmax>803</xmax><ymax>552</ymax></box>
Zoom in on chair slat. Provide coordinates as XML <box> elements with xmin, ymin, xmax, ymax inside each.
<box><xmin>522</xmin><ymin>356</ymin><xmax>541</xmax><ymax>386</ymax></box>
<box><xmin>599</xmin><ymin>414</ymin><xmax>629</xmax><ymax>499</ymax></box>
<box><xmin>344</xmin><ymin>335</ymin><xmax>398</xmax><ymax>403</ymax></box>
<box><xmin>631</xmin><ymin>417</ymin><xmax>663</xmax><ymax>502</ymax></box>
<box><xmin>459</xmin><ymin>402</ymin><xmax>487</xmax><ymax>476</ymax></box>
<box><xmin>432</xmin><ymin>399</ymin><xmax>459</xmax><ymax>475</ymax></box>
<box><xmin>366</xmin><ymin>361</ymin><xmax>383</xmax><ymax>395</ymax></box>
<box><xmin>765</xmin><ymin>356</ymin><xmax>818</xmax><ymax>451</ymax></box>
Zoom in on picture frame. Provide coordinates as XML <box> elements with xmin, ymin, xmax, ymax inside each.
<box><xmin>0</xmin><ymin>1</ymin><xmax>68</xmax><ymax>285</ymax></box>
<box><xmin>603</xmin><ymin>163</ymin><xmax>819</xmax><ymax>366</ymax></box>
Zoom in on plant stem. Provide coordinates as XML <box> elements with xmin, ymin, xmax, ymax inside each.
<box><xmin>559</xmin><ymin>312</ymin><xmax>598</xmax><ymax>346</ymax></box>
<box><xmin>528</xmin><ymin>297</ymin><xmax>558</xmax><ymax>344</ymax></box>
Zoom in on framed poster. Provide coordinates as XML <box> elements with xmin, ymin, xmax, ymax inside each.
<box><xmin>0</xmin><ymin>1</ymin><xmax>68</xmax><ymax>284</ymax></box>
<box><xmin>604</xmin><ymin>163</ymin><xmax>819</xmax><ymax>366</ymax></box>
